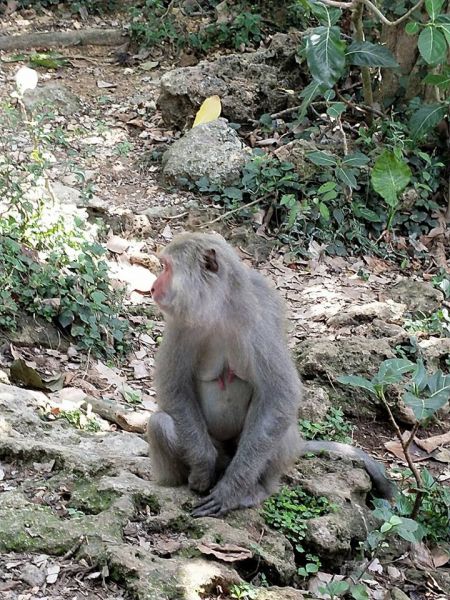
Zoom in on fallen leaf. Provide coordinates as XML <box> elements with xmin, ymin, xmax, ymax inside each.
<box><xmin>192</xmin><ymin>95</ymin><xmax>221</xmax><ymax>128</ymax></box>
<box><xmin>415</xmin><ymin>431</ymin><xmax>450</xmax><ymax>453</ymax></box>
<box><xmin>140</xmin><ymin>60</ymin><xmax>159</xmax><ymax>71</ymax></box>
<box><xmin>107</xmin><ymin>235</ymin><xmax>130</xmax><ymax>254</ymax></box>
<box><xmin>10</xmin><ymin>359</ymin><xmax>64</xmax><ymax>392</ymax></box>
<box><xmin>433</xmin><ymin>448</ymin><xmax>450</xmax><ymax>463</ymax></box>
<box><xmin>46</xmin><ymin>564</ymin><xmax>60</xmax><ymax>584</ymax></box>
<box><xmin>97</xmin><ymin>80</ymin><xmax>117</xmax><ymax>88</ymax></box>
<box><xmin>93</xmin><ymin>361</ymin><xmax>126</xmax><ymax>387</ymax></box>
<box><xmin>431</xmin><ymin>546</ymin><xmax>449</xmax><ymax>568</ymax></box>
<box><xmin>196</xmin><ymin>542</ymin><xmax>252</xmax><ymax>562</ymax></box>
<box><xmin>410</xmin><ymin>541</ymin><xmax>435</xmax><ymax>570</ymax></box>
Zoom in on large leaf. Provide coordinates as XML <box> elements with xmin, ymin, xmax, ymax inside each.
<box><xmin>305</xmin><ymin>26</ymin><xmax>346</xmax><ymax>88</ymax></box>
<box><xmin>342</xmin><ymin>152</ymin><xmax>370</xmax><ymax>167</ymax></box>
<box><xmin>375</xmin><ymin>358</ymin><xmax>415</xmax><ymax>385</ymax></box>
<box><xmin>409</xmin><ymin>103</ymin><xmax>447</xmax><ymax>139</ymax></box>
<box><xmin>336</xmin><ymin>167</ymin><xmax>358</xmax><ymax>189</ymax></box>
<box><xmin>436</xmin><ymin>22</ymin><xmax>450</xmax><ymax>46</ymax></box>
<box><xmin>404</xmin><ymin>370</ymin><xmax>450</xmax><ymax>420</ymax></box>
<box><xmin>371</xmin><ymin>151</ymin><xmax>411</xmax><ymax>208</ymax></box>
<box><xmin>418</xmin><ymin>26</ymin><xmax>447</xmax><ymax>64</ymax></box>
<box><xmin>346</xmin><ymin>41</ymin><xmax>398</xmax><ymax>67</ymax></box>
<box><xmin>306</xmin><ymin>150</ymin><xmax>337</xmax><ymax>167</ymax></box>
<box><xmin>337</xmin><ymin>375</ymin><xmax>376</xmax><ymax>394</ymax></box>
<box><xmin>425</xmin><ymin>0</ymin><xmax>445</xmax><ymax>19</ymax></box>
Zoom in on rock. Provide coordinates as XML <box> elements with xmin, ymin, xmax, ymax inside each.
<box><xmin>386</xmin><ymin>279</ymin><xmax>443</xmax><ymax>316</ymax></box>
<box><xmin>328</xmin><ymin>301</ymin><xmax>405</xmax><ymax>328</ymax></box>
<box><xmin>162</xmin><ymin>118</ymin><xmax>250</xmax><ymax>187</ymax></box>
<box><xmin>297</xmin><ymin>336</ymin><xmax>395</xmax><ymax>412</ymax></box>
<box><xmin>258</xmin><ymin>588</ymin><xmax>305</xmax><ymax>600</ymax></box>
<box><xmin>0</xmin><ymin>314</ymin><xmax>70</xmax><ymax>351</ymax></box>
<box><xmin>298</xmin><ymin>384</ymin><xmax>331</xmax><ymax>421</ymax></box>
<box><xmin>418</xmin><ymin>337</ymin><xmax>450</xmax><ymax>370</ymax></box>
<box><xmin>370</xmin><ymin>319</ymin><xmax>407</xmax><ymax>340</ymax></box>
<box><xmin>20</xmin><ymin>563</ymin><xmax>46</xmax><ymax>588</ymax></box>
<box><xmin>23</xmin><ymin>82</ymin><xmax>81</xmax><ymax>116</ymax></box>
<box><xmin>157</xmin><ymin>33</ymin><xmax>301</xmax><ymax>127</ymax></box>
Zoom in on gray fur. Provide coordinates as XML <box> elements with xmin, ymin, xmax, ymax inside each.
<box><xmin>146</xmin><ymin>233</ymin><xmax>395</xmax><ymax>517</ymax></box>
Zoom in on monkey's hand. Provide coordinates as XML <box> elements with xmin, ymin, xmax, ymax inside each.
<box><xmin>188</xmin><ymin>459</ymin><xmax>217</xmax><ymax>493</ymax></box>
<box><xmin>191</xmin><ymin>481</ymin><xmax>262</xmax><ymax>518</ymax></box>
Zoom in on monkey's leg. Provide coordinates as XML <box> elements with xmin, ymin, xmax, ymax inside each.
<box><xmin>260</xmin><ymin>424</ymin><xmax>301</xmax><ymax>496</ymax></box>
<box><xmin>146</xmin><ymin>412</ymin><xmax>188</xmax><ymax>486</ymax></box>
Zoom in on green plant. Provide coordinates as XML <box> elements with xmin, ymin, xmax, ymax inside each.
<box><xmin>58</xmin><ymin>409</ymin><xmax>101</xmax><ymax>432</ymax></box>
<box><xmin>404</xmin><ymin>308</ymin><xmax>450</xmax><ymax>338</ymax></box>
<box><xmin>299</xmin><ymin>407</ymin><xmax>353</xmax><ymax>443</ymax></box>
<box><xmin>262</xmin><ymin>485</ymin><xmax>332</xmax><ymax>574</ymax></box>
<box><xmin>338</xmin><ymin>359</ymin><xmax>450</xmax><ymax>517</ymax></box>
<box><xmin>129</xmin><ymin>0</ymin><xmax>181</xmax><ymax>48</ymax></box>
<box><xmin>229</xmin><ymin>582</ymin><xmax>258</xmax><ymax>600</ymax></box>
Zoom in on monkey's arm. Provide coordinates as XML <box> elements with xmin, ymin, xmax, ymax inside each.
<box><xmin>156</xmin><ymin>330</ymin><xmax>218</xmax><ymax>491</ymax></box>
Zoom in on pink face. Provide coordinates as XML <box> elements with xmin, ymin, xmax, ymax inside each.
<box><xmin>151</xmin><ymin>256</ymin><xmax>173</xmax><ymax>308</ymax></box>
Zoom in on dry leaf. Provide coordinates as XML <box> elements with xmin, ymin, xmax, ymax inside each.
<box><xmin>107</xmin><ymin>235</ymin><xmax>130</xmax><ymax>254</ymax></box>
<box><xmin>196</xmin><ymin>542</ymin><xmax>252</xmax><ymax>562</ymax></box>
<box><xmin>192</xmin><ymin>95</ymin><xmax>221</xmax><ymax>128</ymax></box>
<box><xmin>97</xmin><ymin>80</ymin><xmax>117</xmax><ymax>88</ymax></box>
<box><xmin>431</xmin><ymin>546</ymin><xmax>449</xmax><ymax>568</ymax></box>
<box><xmin>414</xmin><ymin>431</ymin><xmax>450</xmax><ymax>454</ymax></box>
<box><xmin>10</xmin><ymin>359</ymin><xmax>64</xmax><ymax>392</ymax></box>
<box><xmin>410</xmin><ymin>541</ymin><xmax>435</xmax><ymax>570</ymax></box>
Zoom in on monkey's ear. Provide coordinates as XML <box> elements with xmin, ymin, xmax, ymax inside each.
<box><xmin>203</xmin><ymin>248</ymin><xmax>219</xmax><ymax>273</ymax></box>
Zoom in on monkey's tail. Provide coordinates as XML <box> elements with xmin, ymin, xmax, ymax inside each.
<box><xmin>299</xmin><ymin>440</ymin><xmax>396</xmax><ymax>500</ymax></box>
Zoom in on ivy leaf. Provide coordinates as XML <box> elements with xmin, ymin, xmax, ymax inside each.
<box><xmin>418</xmin><ymin>26</ymin><xmax>447</xmax><ymax>64</ymax></box>
<box><xmin>409</xmin><ymin>103</ymin><xmax>447</xmax><ymax>139</ymax></box>
<box><xmin>305</xmin><ymin>26</ymin><xmax>346</xmax><ymax>88</ymax></box>
<box><xmin>327</xmin><ymin>102</ymin><xmax>346</xmax><ymax>118</ymax></box>
<box><xmin>297</xmin><ymin>80</ymin><xmax>323</xmax><ymax>122</ymax></box>
<box><xmin>371</xmin><ymin>151</ymin><xmax>411</xmax><ymax>208</ymax></box>
<box><xmin>346</xmin><ymin>41</ymin><xmax>398</xmax><ymax>67</ymax></box>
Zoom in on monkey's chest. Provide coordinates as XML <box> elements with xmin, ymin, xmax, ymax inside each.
<box><xmin>195</xmin><ymin>372</ymin><xmax>253</xmax><ymax>442</ymax></box>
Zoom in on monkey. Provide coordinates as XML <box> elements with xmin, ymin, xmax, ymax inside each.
<box><xmin>146</xmin><ymin>232</ymin><xmax>395</xmax><ymax>518</ymax></box>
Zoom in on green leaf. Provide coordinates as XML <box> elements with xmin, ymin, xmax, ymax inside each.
<box><xmin>409</xmin><ymin>104</ymin><xmax>447</xmax><ymax>139</ymax></box>
<box><xmin>423</xmin><ymin>71</ymin><xmax>450</xmax><ymax>89</ymax></box>
<box><xmin>336</xmin><ymin>167</ymin><xmax>357</xmax><ymax>189</ymax></box>
<box><xmin>305</xmin><ymin>26</ymin><xmax>346</xmax><ymax>88</ymax></box>
<box><xmin>297</xmin><ymin>80</ymin><xmax>323</xmax><ymax>123</ymax></box>
<box><xmin>380</xmin><ymin>522</ymin><xmax>393</xmax><ymax>533</ymax></box>
<box><xmin>318</xmin><ymin>181</ymin><xmax>337</xmax><ymax>193</ymax></box>
<box><xmin>375</xmin><ymin>359</ymin><xmax>415</xmax><ymax>385</ymax></box>
<box><xmin>371</xmin><ymin>151</ymin><xmax>411</xmax><ymax>208</ymax></box>
<box><xmin>337</xmin><ymin>375</ymin><xmax>376</xmax><ymax>394</ymax></box>
<box><xmin>327</xmin><ymin>102</ymin><xmax>346</xmax><ymax>118</ymax></box>
<box><xmin>405</xmin><ymin>21</ymin><xmax>420</xmax><ymax>35</ymax></box>
<box><xmin>436</xmin><ymin>22</ymin><xmax>450</xmax><ymax>46</ymax></box>
<box><xmin>223</xmin><ymin>186</ymin><xmax>243</xmax><ymax>201</ymax></box>
<box><xmin>342</xmin><ymin>152</ymin><xmax>370</xmax><ymax>167</ymax></box>
<box><xmin>350</xmin><ymin>583</ymin><xmax>369</xmax><ymax>600</ymax></box>
<box><xmin>346</xmin><ymin>41</ymin><xmax>399</xmax><ymax>67</ymax></box>
<box><xmin>425</xmin><ymin>0</ymin><xmax>445</xmax><ymax>20</ymax></box>
<box><xmin>319</xmin><ymin>202</ymin><xmax>330</xmax><ymax>220</ymax></box>
<box><xmin>306</xmin><ymin>150</ymin><xmax>337</xmax><ymax>167</ymax></box>
<box><xmin>418</xmin><ymin>26</ymin><xmax>447</xmax><ymax>64</ymax></box>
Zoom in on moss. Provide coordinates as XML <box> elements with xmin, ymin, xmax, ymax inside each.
<box><xmin>69</xmin><ymin>480</ymin><xmax>120</xmax><ymax>514</ymax></box>
<box><xmin>168</xmin><ymin>514</ymin><xmax>204</xmax><ymax>538</ymax></box>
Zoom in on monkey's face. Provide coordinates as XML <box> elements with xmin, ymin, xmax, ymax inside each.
<box><xmin>151</xmin><ymin>244</ymin><xmax>221</xmax><ymax>323</ymax></box>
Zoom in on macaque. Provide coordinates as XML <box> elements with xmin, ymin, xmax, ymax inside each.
<box><xmin>147</xmin><ymin>233</ymin><xmax>395</xmax><ymax>517</ymax></box>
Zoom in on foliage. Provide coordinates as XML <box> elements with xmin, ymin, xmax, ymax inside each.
<box><xmin>404</xmin><ymin>308</ymin><xmax>450</xmax><ymax>338</ymax></box>
<box><xmin>394</xmin><ymin>468</ymin><xmax>450</xmax><ymax>543</ymax></box>
<box><xmin>229</xmin><ymin>583</ymin><xmax>258</xmax><ymax>600</ymax></box>
<box><xmin>17</xmin><ymin>0</ymin><xmax>118</xmax><ymax>13</ymax></box>
<box><xmin>0</xmin><ymin>101</ymin><xmax>128</xmax><ymax>358</ymax></box>
<box><xmin>262</xmin><ymin>485</ymin><xmax>331</xmax><ymax>575</ymax></box>
<box><xmin>298</xmin><ymin>406</ymin><xmax>353</xmax><ymax>443</ymax></box>
<box><xmin>58</xmin><ymin>409</ymin><xmax>101</xmax><ymax>432</ymax></box>
<box><xmin>129</xmin><ymin>1</ymin><xmax>262</xmax><ymax>51</ymax></box>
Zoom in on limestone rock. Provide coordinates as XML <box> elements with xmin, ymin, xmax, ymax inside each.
<box><xmin>23</xmin><ymin>82</ymin><xmax>81</xmax><ymax>116</ymax></box>
<box><xmin>157</xmin><ymin>33</ymin><xmax>301</xmax><ymax>127</ymax></box>
<box><xmin>162</xmin><ymin>118</ymin><xmax>250</xmax><ymax>187</ymax></box>
<box><xmin>386</xmin><ymin>279</ymin><xmax>443</xmax><ymax>316</ymax></box>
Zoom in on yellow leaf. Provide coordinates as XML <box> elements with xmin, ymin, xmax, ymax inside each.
<box><xmin>192</xmin><ymin>95</ymin><xmax>222</xmax><ymax>128</ymax></box>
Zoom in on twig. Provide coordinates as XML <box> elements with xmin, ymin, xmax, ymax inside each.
<box><xmin>319</xmin><ymin>0</ymin><xmax>425</xmax><ymax>26</ymax></box>
<box><xmin>270</xmin><ymin>105</ymin><xmax>302</xmax><ymax>119</ymax></box>
<box><xmin>200</xmin><ymin>197</ymin><xmax>262</xmax><ymax>227</ymax></box>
